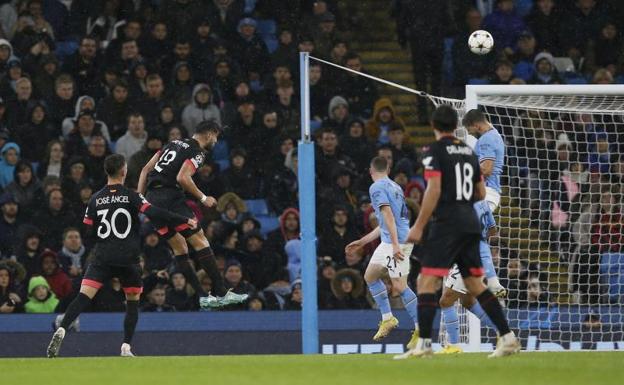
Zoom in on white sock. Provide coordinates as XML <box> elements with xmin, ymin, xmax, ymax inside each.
<box><xmin>417</xmin><ymin>338</ymin><xmax>432</xmax><ymax>350</ymax></box>
<box><xmin>488</xmin><ymin>276</ymin><xmax>501</xmax><ymax>288</ymax></box>
<box><xmin>382</xmin><ymin>312</ymin><xmax>393</xmax><ymax>321</ymax></box>
<box><xmin>414</xmin><ymin>323</ymin><xmax>419</xmax><ymax>330</ymax></box>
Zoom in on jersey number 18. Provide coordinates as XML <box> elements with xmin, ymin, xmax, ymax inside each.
<box><xmin>454</xmin><ymin>163</ymin><xmax>474</xmax><ymax>201</ymax></box>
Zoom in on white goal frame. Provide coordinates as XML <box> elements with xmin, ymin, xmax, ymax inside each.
<box><xmin>464</xmin><ymin>84</ymin><xmax>624</xmax><ymax>352</ymax></box>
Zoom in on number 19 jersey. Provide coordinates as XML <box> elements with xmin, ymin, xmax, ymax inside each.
<box><xmin>147</xmin><ymin>138</ymin><xmax>207</xmax><ymax>189</ymax></box>
<box><xmin>421</xmin><ymin>136</ymin><xmax>482</xmax><ymax>232</ymax></box>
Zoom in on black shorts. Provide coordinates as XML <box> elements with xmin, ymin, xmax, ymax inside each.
<box><xmin>418</xmin><ymin>222</ymin><xmax>483</xmax><ymax>279</ymax></box>
<box><xmin>145</xmin><ymin>186</ymin><xmax>198</xmax><ymax>239</ymax></box>
<box><xmin>82</xmin><ymin>262</ymin><xmax>143</xmax><ymax>294</ymax></box>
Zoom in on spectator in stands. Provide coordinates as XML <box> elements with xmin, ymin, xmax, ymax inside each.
<box><xmin>169</xmin><ymin>61</ymin><xmax>195</xmax><ymax>110</ymax></box>
<box><xmin>62</xmin><ymin>36</ymin><xmax>100</xmax><ymax>97</ymax></box>
<box><xmin>15</xmin><ymin>102</ymin><xmax>54</xmax><ymax>163</ymax></box>
<box><xmin>0</xmin><ymin>58</ymin><xmax>24</xmax><ymax>101</ymax></box>
<box><xmin>323</xmin><ymin>96</ymin><xmax>351</xmax><ymax>136</ymax></box>
<box><xmin>0</xmin><ymin>262</ymin><xmax>23</xmax><ymax>313</ymax></box>
<box><xmin>271</xmin><ymin>26</ymin><xmax>297</xmax><ymax>73</ymax></box>
<box><xmin>38</xmin><ymin>249</ymin><xmax>73</xmax><ymax>300</ymax></box>
<box><xmin>284</xmin><ymin>279</ymin><xmax>302</xmax><ymax>310</ymax></box>
<box><xmin>527</xmin><ymin>277</ymin><xmax>549</xmax><ymax>308</ymax></box>
<box><xmin>0</xmin><ymin>193</ymin><xmax>20</xmax><ymax>257</ymax></box>
<box><xmin>327</xmin><ymin>268</ymin><xmax>368</xmax><ymax>309</ymax></box>
<box><xmin>591</xmin><ymin>188</ymin><xmax>622</xmax><ymax>254</ymax></box>
<box><xmin>510</xmin><ymin>31</ymin><xmax>538</xmax><ymax>82</ymax></box>
<box><xmin>526</xmin><ymin>0</ymin><xmax>562</xmax><ymax>54</ymax></box>
<box><xmin>24</xmin><ymin>275</ymin><xmax>59</xmax><ymax>313</ymax></box>
<box><xmin>231</xmin><ymin>17</ymin><xmax>269</xmax><ymax>79</ymax></box>
<box><xmin>115</xmin><ymin>113</ymin><xmax>147</xmax><ymax>160</ymax></box>
<box><xmin>318</xmin><ymin>206</ymin><xmax>359</xmax><ymax>264</ymax></box>
<box><xmin>339</xmin><ymin>118</ymin><xmax>373</xmax><ymax>175</ymax></box>
<box><xmin>37</xmin><ymin>140</ymin><xmax>65</xmax><ymax>180</ymax></box>
<box><xmin>32</xmin><ymin>188</ymin><xmax>77</xmax><ymax>250</ymax></box>
<box><xmin>216</xmin><ymin>192</ymin><xmax>247</xmax><ymax>227</ymax></box>
<box><xmin>587</xmin><ymin>22</ymin><xmax>622</xmax><ymax>75</ymax></box>
<box><xmin>490</xmin><ymin>60</ymin><xmax>514</xmax><ymax>84</ymax></box>
<box><xmin>315</xmin><ymin>127</ymin><xmax>356</xmax><ymax>186</ymax></box>
<box><xmin>319</xmin><ymin>167</ymin><xmax>359</xmax><ymax>215</ymax></box>
<box><xmin>559</xmin><ymin>0</ymin><xmax>609</xmax><ymax>62</ymax></box>
<box><xmin>46</xmin><ymin>74</ymin><xmax>77</xmax><ymax>129</ymax></box>
<box><xmin>222</xmin><ymin>148</ymin><xmax>262</xmax><ymax>200</ymax></box>
<box><xmin>482</xmin><ymin>0</ymin><xmax>526</xmax><ymax>54</ymax></box>
<box><xmin>224</xmin><ymin>259</ymin><xmax>256</xmax><ymax>302</ymax></box>
<box><xmin>96</xmin><ymin>80</ymin><xmax>131</xmax><ymax>141</ymax></box>
<box><xmin>5</xmin><ymin>161</ymin><xmax>41</xmax><ymax>217</ymax></box>
<box><xmin>0</xmin><ymin>142</ymin><xmax>20</xmax><ymax>189</ymax></box>
<box><xmin>591</xmin><ymin>68</ymin><xmax>614</xmax><ymax>85</ymax></box>
<box><xmin>57</xmin><ymin>228</ymin><xmax>86</xmax><ymax>281</ymax></box>
<box><xmin>142</xmin><ymin>284</ymin><xmax>175</xmax><ymax>312</ymax></box>
<box><xmin>340</xmin><ymin>53</ymin><xmax>378</xmax><ymax>119</ymax></box>
<box><xmin>240</xmin><ymin>231</ymin><xmax>283</xmax><ymax>290</ymax></box>
<box><xmin>65</xmin><ymin>110</ymin><xmax>105</xmax><ymax>158</ymax></box>
<box><xmin>62</xmin><ymin>157</ymin><xmax>89</xmax><ymax>205</ymax></box>
<box><xmin>84</xmin><ymin>135</ymin><xmax>109</xmax><ymax>190</ymax></box>
<box><xmin>181</xmin><ymin>83</ymin><xmax>221</xmax><ymax>133</ymax></box>
<box><xmin>62</xmin><ymin>95</ymin><xmax>110</xmax><ymax>140</ymax></box>
<box><xmin>271</xmin><ymin>80</ymin><xmax>299</xmax><ymax>137</ymax></box>
<box><xmin>137</xmin><ymin>74</ymin><xmax>169</xmax><ymax>127</ymax></box>
<box><xmin>308</xmin><ymin>62</ymin><xmax>331</xmax><ymax>122</ymax></box>
<box><xmin>126</xmin><ymin>132</ymin><xmax>163</xmax><ymax>189</ymax></box>
<box><xmin>6</xmin><ymin>77</ymin><xmax>34</xmax><ymax>128</ymax></box>
<box><xmin>365</xmin><ymin>98</ymin><xmax>405</xmax><ymax>145</ymax></box>
<box><xmin>588</xmin><ymin>133</ymin><xmax>612</xmax><ymax>174</ymax></box>
<box><xmin>529</xmin><ymin>52</ymin><xmax>562</xmax><ymax>85</ymax></box>
<box><xmin>166</xmin><ymin>271</ymin><xmax>196</xmax><ymax>311</ymax></box>
<box><xmin>265</xmin><ymin>208</ymin><xmax>300</xmax><ymax>265</ymax></box>
<box><xmin>388</xmin><ymin>123</ymin><xmax>417</xmax><ymax>169</ymax></box>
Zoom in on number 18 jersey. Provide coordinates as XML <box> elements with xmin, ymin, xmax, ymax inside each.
<box><xmin>421</xmin><ymin>136</ymin><xmax>482</xmax><ymax>231</ymax></box>
<box><xmin>147</xmin><ymin>138</ymin><xmax>206</xmax><ymax>189</ymax></box>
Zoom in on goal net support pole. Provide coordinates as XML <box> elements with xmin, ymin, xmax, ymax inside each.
<box><xmin>299</xmin><ymin>52</ymin><xmax>319</xmax><ymax>354</ymax></box>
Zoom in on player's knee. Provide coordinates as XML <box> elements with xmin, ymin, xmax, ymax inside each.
<box><xmin>188</xmin><ymin>230</ymin><xmax>209</xmax><ymax>250</ymax></box>
<box><xmin>391</xmin><ymin>279</ymin><xmax>407</xmax><ymax>293</ymax></box>
<box><xmin>439</xmin><ymin>293</ymin><xmax>454</xmax><ymax>308</ymax></box>
<box><xmin>168</xmin><ymin>235</ymin><xmax>188</xmax><ymax>255</ymax></box>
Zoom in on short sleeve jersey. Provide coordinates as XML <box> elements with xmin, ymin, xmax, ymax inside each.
<box><xmin>147</xmin><ymin>138</ymin><xmax>206</xmax><ymax>189</ymax></box>
<box><xmin>83</xmin><ymin>184</ymin><xmax>151</xmax><ymax>265</ymax></box>
<box><xmin>421</xmin><ymin>136</ymin><xmax>482</xmax><ymax>231</ymax></box>
<box><xmin>475</xmin><ymin>128</ymin><xmax>505</xmax><ymax>194</ymax></box>
<box><xmin>369</xmin><ymin>177</ymin><xmax>410</xmax><ymax>244</ymax></box>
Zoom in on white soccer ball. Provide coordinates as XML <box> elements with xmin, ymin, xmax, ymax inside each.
<box><xmin>468</xmin><ymin>30</ymin><xmax>494</xmax><ymax>55</ymax></box>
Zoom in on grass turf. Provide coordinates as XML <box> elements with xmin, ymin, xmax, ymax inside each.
<box><xmin>1</xmin><ymin>352</ymin><xmax>622</xmax><ymax>385</ymax></box>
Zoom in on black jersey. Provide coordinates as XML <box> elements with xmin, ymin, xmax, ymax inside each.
<box><xmin>146</xmin><ymin>138</ymin><xmax>207</xmax><ymax>189</ymax></box>
<box><xmin>421</xmin><ymin>136</ymin><xmax>482</xmax><ymax>230</ymax></box>
<box><xmin>84</xmin><ymin>184</ymin><xmax>189</xmax><ymax>265</ymax></box>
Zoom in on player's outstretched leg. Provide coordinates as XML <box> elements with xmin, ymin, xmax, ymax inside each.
<box><xmin>47</xmin><ymin>289</ymin><xmax>94</xmax><ymax>358</ymax></box>
<box><xmin>394</xmin><ymin>279</ymin><xmax>419</xmax><ymax>349</ymax></box>
<box><xmin>365</xmin><ymin>264</ymin><xmax>397</xmax><ymax>341</ymax></box>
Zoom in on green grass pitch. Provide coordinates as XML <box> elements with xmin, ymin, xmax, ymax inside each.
<box><xmin>1</xmin><ymin>353</ymin><xmax>623</xmax><ymax>385</ymax></box>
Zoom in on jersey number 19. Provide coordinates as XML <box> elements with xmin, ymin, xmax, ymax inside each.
<box><xmin>454</xmin><ymin>163</ymin><xmax>474</xmax><ymax>201</ymax></box>
<box><xmin>154</xmin><ymin>149</ymin><xmax>177</xmax><ymax>172</ymax></box>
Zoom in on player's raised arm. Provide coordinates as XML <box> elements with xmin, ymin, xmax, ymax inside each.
<box><xmin>137</xmin><ymin>151</ymin><xmax>161</xmax><ymax>195</ymax></box>
<box><xmin>175</xmin><ymin>160</ymin><xmax>216</xmax><ymax>208</ymax></box>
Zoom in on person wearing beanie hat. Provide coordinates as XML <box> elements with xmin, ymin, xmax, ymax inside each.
<box><xmin>323</xmin><ymin>95</ymin><xmax>351</xmax><ymax>135</ymax></box>
<box><xmin>230</xmin><ymin>16</ymin><xmax>270</xmax><ymax>77</ymax></box>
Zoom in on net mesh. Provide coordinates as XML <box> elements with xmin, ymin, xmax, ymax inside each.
<box><xmin>430</xmin><ymin>92</ymin><xmax>624</xmax><ymax>350</ymax></box>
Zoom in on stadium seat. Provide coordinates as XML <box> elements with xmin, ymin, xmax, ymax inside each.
<box><xmin>256</xmin><ymin>19</ymin><xmax>278</xmax><ymax>52</ymax></box>
<box><xmin>244</xmin><ymin>0</ymin><xmax>257</xmax><ymax>14</ymax></box>
<box><xmin>442</xmin><ymin>38</ymin><xmax>455</xmax><ymax>85</ymax></box>
<box><xmin>468</xmin><ymin>78</ymin><xmax>490</xmax><ymax>85</ymax></box>
<box><xmin>212</xmin><ymin>139</ymin><xmax>229</xmax><ymax>162</ymax></box>
<box><xmin>257</xmin><ymin>215</ymin><xmax>280</xmax><ymax>235</ymax></box>
<box><xmin>215</xmin><ymin>159</ymin><xmax>230</xmax><ymax>171</ymax></box>
<box><xmin>245</xmin><ymin>199</ymin><xmax>269</xmax><ymax>216</ymax></box>
<box><xmin>564</xmin><ymin>76</ymin><xmax>588</xmax><ymax>85</ymax></box>
<box><xmin>600</xmin><ymin>253</ymin><xmax>624</xmax><ymax>303</ymax></box>
<box><xmin>54</xmin><ymin>40</ymin><xmax>78</xmax><ymax>63</ymax></box>
<box><xmin>615</xmin><ymin>75</ymin><xmax>624</xmax><ymax>84</ymax></box>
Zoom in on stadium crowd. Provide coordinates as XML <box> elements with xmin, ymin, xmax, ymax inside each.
<box><xmin>0</xmin><ymin>0</ymin><xmax>622</xmax><ymax>315</ymax></box>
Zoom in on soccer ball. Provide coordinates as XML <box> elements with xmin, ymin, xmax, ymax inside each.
<box><xmin>468</xmin><ymin>30</ymin><xmax>494</xmax><ymax>55</ymax></box>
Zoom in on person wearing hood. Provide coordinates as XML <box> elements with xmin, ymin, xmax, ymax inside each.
<box><xmin>62</xmin><ymin>95</ymin><xmax>111</xmax><ymax>141</ymax></box>
<box><xmin>14</xmin><ymin>225</ymin><xmax>43</xmax><ymax>280</ymax></box>
<box><xmin>168</xmin><ymin>61</ymin><xmax>195</xmax><ymax>111</ymax></box>
<box><xmin>529</xmin><ymin>52</ymin><xmax>562</xmax><ymax>85</ymax></box>
<box><xmin>240</xmin><ymin>230</ymin><xmax>283</xmax><ymax>290</ymax></box>
<box><xmin>340</xmin><ymin>118</ymin><xmax>374</xmax><ymax>174</ymax></box>
<box><xmin>0</xmin><ymin>262</ymin><xmax>24</xmax><ymax>313</ymax></box>
<box><xmin>141</xmin><ymin>223</ymin><xmax>174</xmax><ymax>273</ymax></box>
<box><xmin>181</xmin><ymin>83</ymin><xmax>221</xmax><ymax>133</ymax></box>
<box><xmin>216</xmin><ymin>191</ymin><xmax>247</xmax><ymax>226</ymax></box>
<box><xmin>327</xmin><ymin>268</ymin><xmax>369</xmax><ymax>310</ymax></box>
<box><xmin>126</xmin><ymin>131</ymin><xmax>163</xmax><ymax>189</ymax></box>
<box><xmin>24</xmin><ymin>275</ymin><xmax>59</xmax><ymax>313</ymax></box>
<box><xmin>265</xmin><ymin>207</ymin><xmax>300</xmax><ymax>265</ymax></box>
<box><xmin>62</xmin><ymin>156</ymin><xmax>91</xmax><ymax>205</ymax></box>
<box><xmin>212</xmin><ymin>57</ymin><xmax>239</xmax><ymax>105</ymax></box>
<box><xmin>203</xmin><ymin>0</ymin><xmax>244</xmax><ymax>40</ymax></box>
<box><xmin>5</xmin><ymin>161</ymin><xmax>42</xmax><ymax>217</ymax></box>
<box><xmin>38</xmin><ymin>249</ymin><xmax>73</xmax><ymax>300</ymax></box>
<box><xmin>0</xmin><ymin>39</ymin><xmax>15</xmax><ymax>74</ymax></box>
<box><xmin>318</xmin><ymin>205</ymin><xmax>359</xmax><ymax>264</ymax></box>
<box><xmin>31</xmin><ymin>55</ymin><xmax>61</xmax><ymax>100</ymax></box>
<box><xmin>365</xmin><ymin>98</ymin><xmax>406</xmax><ymax>145</ymax></box>
<box><xmin>65</xmin><ymin>109</ymin><xmax>106</xmax><ymax>158</ymax></box>
<box><xmin>115</xmin><ymin>112</ymin><xmax>148</xmax><ymax>160</ymax></box>
<box><xmin>190</xmin><ymin>16</ymin><xmax>219</xmax><ymax>75</ymax></box>
<box><xmin>194</xmin><ymin>161</ymin><xmax>226</xmax><ymax>202</ymax></box>
<box><xmin>0</xmin><ymin>142</ymin><xmax>20</xmax><ymax>188</ymax></box>
<box><xmin>127</xmin><ymin>58</ymin><xmax>150</xmax><ymax>101</ymax></box>
<box><xmin>230</xmin><ymin>17</ymin><xmax>270</xmax><ymax>78</ymax></box>
<box><xmin>322</xmin><ymin>95</ymin><xmax>351</xmax><ymax>136</ymax></box>
<box><xmin>32</xmin><ymin>188</ymin><xmax>77</xmax><ymax>251</ymax></box>
<box><xmin>222</xmin><ymin>147</ymin><xmax>262</xmax><ymax>200</ymax></box>
<box><xmin>15</xmin><ymin>101</ymin><xmax>55</xmax><ymax>162</ymax></box>
<box><xmin>96</xmin><ymin>80</ymin><xmax>131</xmax><ymax>141</ymax></box>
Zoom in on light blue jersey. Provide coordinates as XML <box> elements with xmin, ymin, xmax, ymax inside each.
<box><xmin>369</xmin><ymin>177</ymin><xmax>410</xmax><ymax>244</ymax></box>
<box><xmin>476</xmin><ymin>127</ymin><xmax>505</xmax><ymax>194</ymax></box>
<box><xmin>474</xmin><ymin>200</ymin><xmax>496</xmax><ymax>279</ymax></box>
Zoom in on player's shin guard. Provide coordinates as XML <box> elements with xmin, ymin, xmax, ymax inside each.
<box><xmin>124</xmin><ymin>300</ymin><xmax>139</xmax><ymax>344</ymax></box>
<box><xmin>400</xmin><ymin>287</ymin><xmax>418</xmax><ymax>326</ymax></box>
<box><xmin>175</xmin><ymin>254</ymin><xmax>205</xmax><ymax>296</ymax></box>
<box><xmin>368</xmin><ymin>279</ymin><xmax>392</xmax><ymax>318</ymax></box>
<box><xmin>60</xmin><ymin>293</ymin><xmax>91</xmax><ymax>330</ymax></box>
<box><xmin>476</xmin><ymin>289</ymin><xmax>511</xmax><ymax>335</ymax></box>
<box><xmin>468</xmin><ymin>302</ymin><xmax>497</xmax><ymax>330</ymax></box>
<box><xmin>417</xmin><ymin>293</ymin><xmax>438</xmax><ymax>339</ymax></box>
<box><xmin>441</xmin><ymin>306</ymin><xmax>460</xmax><ymax>345</ymax></box>
<box><xmin>195</xmin><ymin>247</ymin><xmax>226</xmax><ymax>296</ymax></box>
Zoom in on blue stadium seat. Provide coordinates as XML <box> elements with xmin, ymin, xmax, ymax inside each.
<box><xmin>244</xmin><ymin>0</ymin><xmax>257</xmax><ymax>14</ymax></box>
<box><xmin>468</xmin><ymin>78</ymin><xmax>490</xmax><ymax>85</ymax></box>
<box><xmin>256</xmin><ymin>19</ymin><xmax>278</xmax><ymax>54</ymax></box>
<box><xmin>442</xmin><ymin>37</ymin><xmax>455</xmax><ymax>85</ymax></box>
<box><xmin>54</xmin><ymin>40</ymin><xmax>78</xmax><ymax>63</ymax></box>
<box><xmin>615</xmin><ymin>75</ymin><xmax>624</xmax><ymax>84</ymax></box>
<box><xmin>212</xmin><ymin>138</ymin><xmax>229</xmax><ymax>161</ymax></box>
<box><xmin>564</xmin><ymin>76</ymin><xmax>588</xmax><ymax>85</ymax></box>
<box><xmin>245</xmin><ymin>199</ymin><xmax>269</xmax><ymax>216</ymax></box>
<box><xmin>257</xmin><ymin>215</ymin><xmax>280</xmax><ymax>235</ymax></box>
<box><xmin>215</xmin><ymin>159</ymin><xmax>230</xmax><ymax>171</ymax></box>
<box><xmin>600</xmin><ymin>253</ymin><xmax>624</xmax><ymax>303</ymax></box>
<box><xmin>310</xmin><ymin>120</ymin><xmax>322</xmax><ymax>133</ymax></box>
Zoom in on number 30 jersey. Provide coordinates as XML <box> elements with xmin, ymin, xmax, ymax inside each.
<box><xmin>84</xmin><ymin>184</ymin><xmax>190</xmax><ymax>265</ymax></box>
<box><xmin>147</xmin><ymin>138</ymin><xmax>206</xmax><ymax>189</ymax></box>
<box><xmin>421</xmin><ymin>136</ymin><xmax>482</xmax><ymax>230</ymax></box>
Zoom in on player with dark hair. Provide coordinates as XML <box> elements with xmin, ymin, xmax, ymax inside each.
<box><xmin>47</xmin><ymin>154</ymin><xmax>198</xmax><ymax>358</ymax></box>
<box><xmin>137</xmin><ymin>120</ymin><xmax>248</xmax><ymax>308</ymax></box>
<box><xmin>395</xmin><ymin>105</ymin><xmax>519</xmax><ymax>359</ymax></box>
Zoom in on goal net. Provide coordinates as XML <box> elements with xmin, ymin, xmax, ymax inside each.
<box><xmin>431</xmin><ymin>85</ymin><xmax>624</xmax><ymax>351</ymax></box>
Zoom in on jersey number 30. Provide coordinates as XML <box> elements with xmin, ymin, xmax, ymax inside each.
<box><xmin>96</xmin><ymin>208</ymin><xmax>132</xmax><ymax>239</ymax></box>
<box><xmin>154</xmin><ymin>149</ymin><xmax>177</xmax><ymax>172</ymax></box>
<box><xmin>454</xmin><ymin>163</ymin><xmax>474</xmax><ymax>201</ymax></box>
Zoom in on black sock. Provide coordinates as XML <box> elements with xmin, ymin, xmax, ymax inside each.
<box><xmin>60</xmin><ymin>293</ymin><xmax>91</xmax><ymax>329</ymax></box>
<box><xmin>476</xmin><ymin>289</ymin><xmax>511</xmax><ymax>335</ymax></box>
<box><xmin>123</xmin><ymin>300</ymin><xmax>139</xmax><ymax>344</ymax></box>
<box><xmin>175</xmin><ymin>254</ymin><xmax>206</xmax><ymax>296</ymax></box>
<box><xmin>195</xmin><ymin>247</ymin><xmax>226</xmax><ymax>296</ymax></box>
<box><xmin>417</xmin><ymin>293</ymin><xmax>438</xmax><ymax>339</ymax></box>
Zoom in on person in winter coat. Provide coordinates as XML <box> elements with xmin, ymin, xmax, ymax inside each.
<box><xmin>13</xmin><ymin>225</ymin><xmax>43</xmax><ymax>281</ymax></box>
<box><xmin>0</xmin><ymin>193</ymin><xmax>21</xmax><ymax>257</ymax></box>
<box><xmin>221</xmin><ymin>148</ymin><xmax>262</xmax><ymax>199</ymax></box>
<box><xmin>126</xmin><ymin>132</ymin><xmax>163</xmax><ymax>189</ymax></box>
<box><xmin>322</xmin><ymin>95</ymin><xmax>351</xmax><ymax>136</ymax></box>
<box><xmin>168</xmin><ymin>61</ymin><xmax>195</xmax><ymax>111</ymax></box>
<box><xmin>62</xmin><ymin>95</ymin><xmax>110</xmax><ymax>141</ymax></box>
<box><xmin>31</xmin><ymin>188</ymin><xmax>77</xmax><ymax>251</ymax></box>
<box><xmin>340</xmin><ymin>118</ymin><xmax>374</xmax><ymax>175</ymax></box>
<box><xmin>38</xmin><ymin>249</ymin><xmax>73</xmax><ymax>300</ymax></box>
<box><xmin>37</xmin><ymin>140</ymin><xmax>65</xmax><ymax>180</ymax></box>
<box><xmin>142</xmin><ymin>284</ymin><xmax>176</xmax><ymax>312</ymax></box>
<box><xmin>14</xmin><ymin>101</ymin><xmax>55</xmax><ymax>163</ymax></box>
<box><xmin>0</xmin><ymin>142</ymin><xmax>20</xmax><ymax>188</ymax></box>
<box><xmin>229</xmin><ymin>18</ymin><xmax>270</xmax><ymax>77</ymax></box>
<box><xmin>327</xmin><ymin>268</ymin><xmax>369</xmax><ymax>309</ymax></box>
<box><xmin>265</xmin><ymin>207</ymin><xmax>300</xmax><ymax>265</ymax></box>
<box><xmin>181</xmin><ymin>83</ymin><xmax>221</xmax><ymax>132</ymax></box>
<box><xmin>165</xmin><ymin>271</ymin><xmax>196</xmax><ymax>311</ymax></box>
<box><xmin>482</xmin><ymin>0</ymin><xmax>526</xmax><ymax>53</ymax></box>
<box><xmin>529</xmin><ymin>52</ymin><xmax>562</xmax><ymax>85</ymax></box>
<box><xmin>216</xmin><ymin>192</ymin><xmax>248</xmax><ymax>227</ymax></box>
<box><xmin>5</xmin><ymin>161</ymin><xmax>42</xmax><ymax>218</ymax></box>
<box><xmin>24</xmin><ymin>275</ymin><xmax>59</xmax><ymax>313</ymax></box>
<box><xmin>223</xmin><ymin>259</ymin><xmax>256</xmax><ymax>308</ymax></box>
<box><xmin>0</xmin><ymin>262</ymin><xmax>24</xmax><ymax>313</ymax></box>
<box><xmin>115</xmin><ymin>113</ymin><xmax>147</xmax><ymax>160</ymax></box>
<box><xmin>64</xmin><ymin>109</ymin><xmax>107</xmax><ymax>158</ymax></box>
<box><xmin>318</xmin><ymin>206</ymin><xmax>360</xmax><ymax>264</ymax></box>
<box><xmin>96</xmin><ymin>80</ymin><xmax>131</xmax><ymax>141</ymax></box>
<box><xmin>57</xmin><ymin>227</ymin><xmax>87</xmax><ymax>280</ymax></box>
<box><xmin>365</xmin><ymin>98</ymin><xmax>406</xmax><ymax>145</ymax></box>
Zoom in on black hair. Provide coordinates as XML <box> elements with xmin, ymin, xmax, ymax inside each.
<box><xmin>431</xmin><ymin>105</ymin><xmax>458</xmax><ymax>132</ymax></box>
<box><xmin>370</xmin><ymin>156</ymin><xmax>389</xmax><ymax>172</ymax></box>
<box><xmin>104</xmin><ymin>154</ymin><xmax>126</xmax><ymax>177</ymax></box>
<box><xmin>462</xmin><ymin>109</ymin><xmax>487</xmax><ymax>128</ymax></box>
<box><xmin>194</xmin><ymin>120</ymin><xmax>222</xmax><ymax>135</ymax></box>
